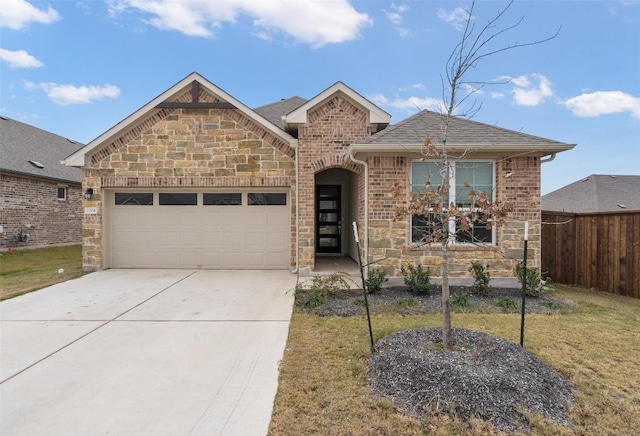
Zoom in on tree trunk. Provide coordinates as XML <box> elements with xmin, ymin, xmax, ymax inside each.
<box><xmin>441</xmin><ymin>241</ymin><xmax>452</xmax><ymax>350</ymax></box>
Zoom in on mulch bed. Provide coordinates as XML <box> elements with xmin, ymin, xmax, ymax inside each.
<box><xmin>296</xmin><ymin>285</ymin><xmax>575</xmax><ymax>431</ymax></box>
<box><xmin>298</xmin><ymin>285</ymin><xmax>572</xmax><ymax>317</ymax></box>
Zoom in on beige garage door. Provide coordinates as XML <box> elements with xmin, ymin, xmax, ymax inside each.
<box><xmin>108</xmin><ymin>191</ymin><xmax>290</xmax><ymax>269</ymax></box>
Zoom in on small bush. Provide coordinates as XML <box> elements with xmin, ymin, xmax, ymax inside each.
<box><xmin>469</xmin><ymin>261</ymin><xmax>491</xmax><ymax>296</ymax></box>
<box><xmin>295</xmin><ymin>272</ymin><xmax>352</xmax><ymax>309</ymax></box>
<box><xmin>539</xmin><ymin>300</ymin><xmax>561</xmax><ymax>310</ymax></box>
<box><xmin>365</xmin><ymin>268</ymin><xmax>388</xmax><ymax>294</ymax></box>
<box><xmin>401</xmin><ymin>263</ymin><xmax>435</xmax><ymax>295</ymax></box>
<box><xmin>394</xmin><ymin>298</ymin><xmax>418</xmax><ymax>309</ymax></box>
<box><xmin>515</xmin><ymin>263</ymin><xmax>551</xmax><ymax>297</ymax></box>
<box><xmin>495</xmin><ymin>297</ymin><xmax>519</xmax><ymax>311</ymax></box>
<box><xmin>451</xmin><ymin>293</ymin><xmax>470</xmax><ymax>310</ymax></box>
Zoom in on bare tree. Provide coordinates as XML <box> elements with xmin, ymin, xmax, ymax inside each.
<box><xmin>394</xmin><ymin>0</ymin><xmax>560</xmax><ymax>350</ymax></box>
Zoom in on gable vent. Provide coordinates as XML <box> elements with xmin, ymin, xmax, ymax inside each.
<box><xmin>28</xmin><ymin>160</ymin><xmax>45</xmax><ymax>169</ymax></box>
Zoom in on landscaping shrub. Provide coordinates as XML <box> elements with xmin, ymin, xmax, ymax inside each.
<box><xmin>451</xmin><ymin>293</ymin><xmax>471</xmax><ymax>310</ymax></box>
<box><xmin>495</xmin><ymin>297</ymin><xmax>519</xmax><ymax>311</ymax></box>
<box><xmin>400</xmin><ymin>263</ymin><xmax>435</xmax><ymax>295</ymax></box>
<box><xmin>295</xmin><ymin>272</ymin><xmax>352</xmax><ymax>309</ymax></box>
<box><xmin>469</xmin><ymin>261</ymin><xmax>491</xmax><ymax>296</ymax></box>
<box><xmin>365</xmin><ymin>268</ymin><xmax>388</xmax><ymax>294</ymax></box>
<box><xmin>515</xmin><ymin>263</ymin><xmax>551</xmax><ymax>297</ymax></box>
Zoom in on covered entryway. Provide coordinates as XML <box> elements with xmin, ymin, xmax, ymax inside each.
<box><xmin>315</xmin><ymin>168</ymin><xmax>359</xmax><ymax>262</ymax></box>
<box><xmin>105</xmin><ymin>190</ymin><xmax>290</xmax><ymax>269</ymax></box>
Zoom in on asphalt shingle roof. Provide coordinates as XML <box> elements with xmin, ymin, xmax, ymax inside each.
<box><xmin>542</xmin><ymin>174</ymin><xmax>640</xmax><ymax>213</ymax></box>
<box><xmin>0</xmin><ymin>116</ymin><xmax>84</xmax><ymax>183</ymax></box>
<box><xmin>254</xmin><ymin>96</ymin><xmax>307</xmax><ymax>130</ymax></box>
<box><xmin>360</xmin><ymin>110</ymin><xmax>571</xmax><ymax>147</ymax></box>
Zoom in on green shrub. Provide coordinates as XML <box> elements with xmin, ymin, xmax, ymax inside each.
<box><xmin>539</xmin><ymin>300</ymin><xmax>561</xmax><ymax>310</ymax></box>
<box><xmin>400</xmin><ymin>263</ymin><xmax>435</xmax><ymax>295</ymax></box>
<box><xmin>495</xmin><ymin>297</ymin><xmax>519</xmax><ymax>311</ymax></box>
<box><xmin>451</xmin><ymin>293</ymin><xmax>470</xmax><ymax>310</ymax></box>
<box><xmin>394</xmin><ymin>298</ymin><xmax>418</xmax><ymax>309</ymax></box>
<box><xmin>365</xmin><ymin>268</ymin><xmax>388</xmax><ymax>294</ymax></box>
<box><xmin>469</xmin><ymin>261</ymin><xmax>491</xmax><ymax>296</ymax></box>
<box><xmin>295</xmin><ymin>272</ymin><xmax>352</xmax><ymax>309</ymax></box>
<box><xmin>515</xmin><ymin>263</ymin><xmax>551</xmax><ymax>297</ymax></box>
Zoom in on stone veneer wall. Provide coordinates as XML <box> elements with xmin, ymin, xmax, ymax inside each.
<box><xmin>366</xmin><ymin>155</ymin><xmax>541</xmax><ymax>279</ymax></box>
<box><xmin>1</xmin><ymin>173</ymin><xmax>82</xmax><ymax>248</ymax></box>
<box><xmin>82</xmin><ymin>106</ymin><xmax>295</xmax><ymax>270</ymax></box>
<box><xmin>296</xmin><ymin>95</ymin><xmax>374</xmax><ymax>273</ymax></box>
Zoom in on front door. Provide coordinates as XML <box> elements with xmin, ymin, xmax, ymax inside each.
<box><xmin>316</xmin><ymin>185</ymin><xmax>341</xmax><ymax>253</ymax></box>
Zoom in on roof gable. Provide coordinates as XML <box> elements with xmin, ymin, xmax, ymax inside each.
<box><xmin>542</xmin><ymin>174</ymin><xmax>640</xmax><ymax>213</ymax></box>
<box><xmin>64</xmin><ymin>72</ymin><xmax>296</xmax><ymax>167</ymax></box>
<box><xmin>0</xmin><ymin>116</ymin><xmax>83</xmax><ymax>183</ymax></box>
<box><xmin>284</xmin><ymin>82</ymin><xmax>390</xmax><ymax>129</ymax></box>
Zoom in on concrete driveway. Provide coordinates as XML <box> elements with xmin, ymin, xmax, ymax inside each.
<box><xmin>0</xmin><ymin>269</ymin><xmax>297</xmax><ymax>436</ymax></box>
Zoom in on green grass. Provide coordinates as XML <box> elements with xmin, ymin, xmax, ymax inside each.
<box><xmin>0</xmin><ymin>245</ymin><xmax>83</xmax><ymax>300</ymax></box>
<box><xmin>269</xmin><ymin>285</ymin><xmax>640</xmax><ymax>435</ymax></box>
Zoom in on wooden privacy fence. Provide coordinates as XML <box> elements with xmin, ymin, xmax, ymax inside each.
<box><xmin>541</xmin><ymin>211</ymin><xmax>640</xmax><ymax>299</ymax></box>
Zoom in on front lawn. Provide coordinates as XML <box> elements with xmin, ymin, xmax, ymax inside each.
<box><xmin>269</xmin><ymin>285</ymin><xmax>640</xmax><ymax>435</ymax></box>
<box><xmin>0</xmin><ymin>245</ymin><xmax>83</xmax><ymax>300</ymax></box>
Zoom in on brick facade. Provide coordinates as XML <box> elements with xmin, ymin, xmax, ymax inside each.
<box><xmin>82</xmin><ymin>98</ymin><xmax>295</xmax><ymax>270</ymax></box>
<box><xmin>77</xmin><ymin>78</ymin><xmax>542</xmax><ymax>280</ymax></box>
<box><xmin>366</xmin><ymin>155</ymin><xmax>540</xmax><ymax>278</ymax></box>
<box><xmin>296</xmin><ymin>96</ymin><xmax>373</xmax><ymax>273</ymax></box>
<box><xmin>0</xmin><ymin>173</ymin><xmax>82</xmax><ymax>249</ymax></box>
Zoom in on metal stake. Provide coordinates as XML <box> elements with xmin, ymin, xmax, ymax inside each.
<box><xmin>353</xmin><ymin>222</ymin><xmax>375</xmax><ymax>353</ymax></box>
<box><xmin>520</xmin><ymin>221</ymin><xmax>529</xmax><ymax>347</ymax></box>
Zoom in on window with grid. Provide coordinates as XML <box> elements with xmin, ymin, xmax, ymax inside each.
<box><xmin>411</xmin><ymin>161</ymin><xmax>494</xmax><ymax>244</ymax></box>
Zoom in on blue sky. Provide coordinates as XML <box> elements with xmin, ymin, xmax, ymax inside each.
<box><xmin>1</xmin><ymin>0</ymin><xmax>638</xmax><ymax>194</ymax></box>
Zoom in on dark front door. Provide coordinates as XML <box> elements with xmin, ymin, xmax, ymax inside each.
<box><xmin>316</xmin><ymin>185</ymin><xmax>341</xmax><ymax>253</ymax></box>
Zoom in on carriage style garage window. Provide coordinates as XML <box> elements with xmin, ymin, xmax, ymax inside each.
<box><xmin>159</xmin><ymin>193</ymin><xmax>197</xmax><ymax>206</ymax></box>
<box><xmin>248</xmin><ymin>193</ymin><xmax>287</xmax><ymax>206</ymax></box>
<box><xmin>411</xmin><ymin>161</ymin><xmax>495</xmax><ymax>244</ymax></box>
<box><xmin>203</xmin><ymin>193</ymin><xmax>242</xmax><ymax>206</ymax></box>
<box><xmin>115</xmin><ymin>193</ymin><xmax>153</xmax><ymax>205</ymax></box>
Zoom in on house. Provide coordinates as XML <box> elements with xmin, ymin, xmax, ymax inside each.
<box><xmin>542</xmin><ymin>174</ymin><xmax>640</xmax><ymax>213</ymax></box>
<box><xmin>1</xmin><ymin>116</ymin><xmax>84</xmax><ymax>249</ymax></box>
<box><xmin>63</xmin><ymin>72</ymin><xmax>575</xmax><ymax>281</ymax></box>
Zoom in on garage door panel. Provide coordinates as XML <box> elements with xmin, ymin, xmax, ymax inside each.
<box><xmin>109</xmin><ymin>190</ymin><xmax>289</xmax><ymax>269</ymax></box>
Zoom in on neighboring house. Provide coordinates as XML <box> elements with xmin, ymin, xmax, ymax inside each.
<box><xmin>64</xmin><ymin>72</ymin><xmax>575</xmax><ymax>280</ymax></box>
<box><xmin>542</xmin><ymin>174</ymin><xmax>640</xmax><ymax>213</ymax></box>
<box><xmin>1</xmin><ymin>116</ymin><xmax>84</xmax><ymax>249</ymax></box>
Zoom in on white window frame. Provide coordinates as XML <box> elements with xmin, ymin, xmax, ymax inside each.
<box><xmin>410</xmin><ymin>160</ymin><xmax>496</xmax><ymax>246</ymax></box>
<box><xmin>57</xmin><ymin>185</ymin><xmax>68</xmax><ymax>201</ymax></box>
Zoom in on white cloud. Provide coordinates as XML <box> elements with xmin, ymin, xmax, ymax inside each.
<box><xmin>368</xmin><ymin>93</ymin><xmax>389</xmax><ymax>105</ymax></box>
<box><xmin>502</xmin><ymin>73</ymin><xmax>554</xmax><ymax>106</ymax></box>
<box><xmin>379</xmin><ymin>95</ymin><xmax>444</xmax><ymax>113</ymax></box>
<box><xmin>565</xmin><ymin>91</ymin><xmax>640</xmax><ymax>119</ymax></box>
<box><xmin>398</xmin><ymin>83</ymin><xmax>425</xmax><ymax>91</ymax></box>
<box><xmin>437</xmin><ymin>7</ymin><xmax>470</xmax><ymax>31</ymax></box>
<box><xmin>0</xmin><ymin>0</ymin><xmax>61</xmax><ymax>30</ymax></box>
<box><xmin>0</xmin><ymin>48</ymin><xmax>44</xmax><ymax>68</ymax></box>
<box><xmin>24</xmin><ymin>81</ymin><xmax>121</xmax><ymax>105</ymax></box>
<box><xmin>106</xmin><ymin>0</ymin><xmax>372</xmax><ymax>48</ymax></box>
<box><xmin>491</xmin><ymin>92</ymin><xmax>505</xmax><ymax>99</ymax></box>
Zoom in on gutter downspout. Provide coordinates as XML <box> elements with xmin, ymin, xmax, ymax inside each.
<box><xmin>292</xmin><ymin>140</ymin><xmax>300</xmax><ymax>274</ymax></box>
<box><xmin>345</xmin><ymin>148</ymin><xmax>369</xmax><ymax>273</ymax></box>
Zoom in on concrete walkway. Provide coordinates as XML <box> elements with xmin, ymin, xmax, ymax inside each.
<box><xmin>0</xmin><ymin>269</ymin><xmax>297</xmax><ymax>436</ymax></box>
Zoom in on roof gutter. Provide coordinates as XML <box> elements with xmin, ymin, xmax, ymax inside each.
<box><xmin>540</xmin><ymin>153</ymin><xmax>556</xmax><ymax>163</ymax></box>
<box><xmin>345</xmin><ymin>143</ymin><xmax>576</xmax><ymax>158</ymax></box>
<box><xmin>344</xmin><ymin>148</ymin><xmax>369</xmax><ymax>273</ymax></box>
